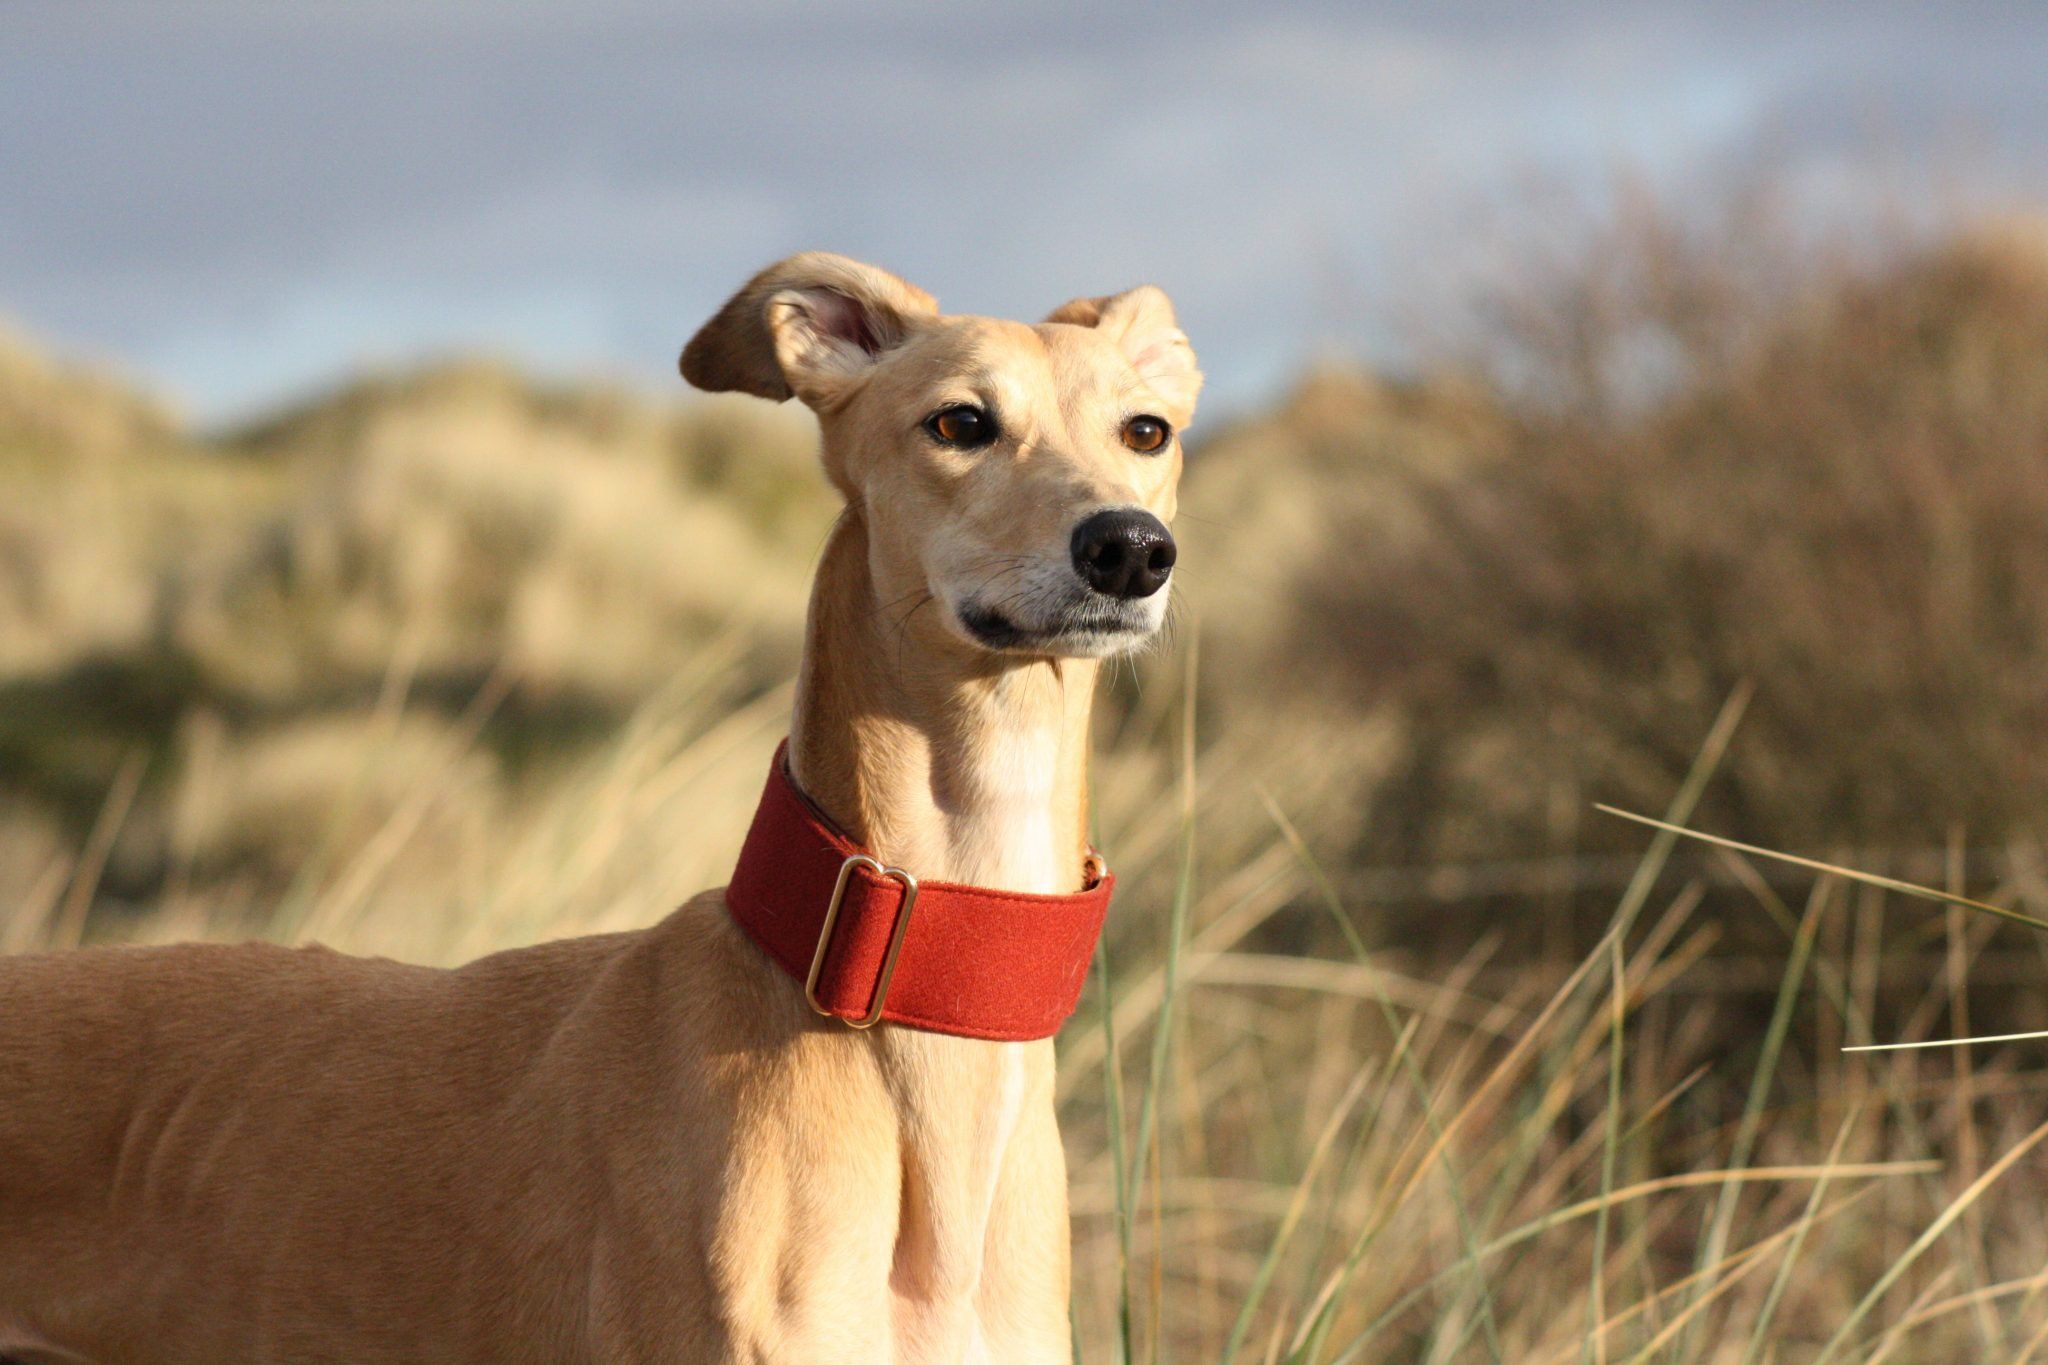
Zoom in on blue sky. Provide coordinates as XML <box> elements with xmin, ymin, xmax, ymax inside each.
<box><xmin>5</xmin><ymin>2</ymin><xmax>2045</xmax><ymax>424</ymax></box>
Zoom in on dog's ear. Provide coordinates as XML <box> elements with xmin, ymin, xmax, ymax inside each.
<box><xmin>681</xmin><ymin>253</ymin><xmax>938</xmax><ymax>405</ymax></box>
<box><xmin>1045</xmin><ymin>285</ymin><xmax>1202</xmax><ymax>423</ymax></box>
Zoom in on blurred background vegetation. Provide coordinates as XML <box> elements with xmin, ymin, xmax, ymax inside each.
<box><xmin>12</xmin><ymin>189</ymin><xmax>2048</xmax><ymax>1358</ymax></box>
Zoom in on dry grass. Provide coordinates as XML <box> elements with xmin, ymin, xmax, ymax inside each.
<box><xmin>8</xmin><ymin>195</ymin><xmax>2048</xmax><ymax>1358</ymax></box>
<box><xmin>0</xmin><ymin>349</ymin><xmax>833</xmax><ymax>918</ymax></box>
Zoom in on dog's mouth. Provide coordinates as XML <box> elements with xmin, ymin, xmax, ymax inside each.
<box><xmin>954</xmin><ymin>598</ymin><xmax>1160</xmax><ymax>656</ymax></box>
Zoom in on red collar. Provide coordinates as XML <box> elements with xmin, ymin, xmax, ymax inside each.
<box><xmin>722</xmin><ymin>742</ymin><xmax>1114</xmax><ymax>1041</ymax></box>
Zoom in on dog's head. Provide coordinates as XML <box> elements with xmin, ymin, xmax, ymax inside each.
<box><xmin>682</xmin><ymin>253</ymin><xmax>1199</xmax><ymax>658</ymax></box>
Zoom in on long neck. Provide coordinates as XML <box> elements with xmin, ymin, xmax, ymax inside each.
<box><xmin>788</xmin><ymin>511</ymin><xmax>1099</xmax><ymax>895</ymax></box>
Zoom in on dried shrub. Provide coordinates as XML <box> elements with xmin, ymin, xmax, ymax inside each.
<box><xmin>1297</xmin><ymin>211</ymin><xmax>2048</xmax><ymax>866</ymax></box>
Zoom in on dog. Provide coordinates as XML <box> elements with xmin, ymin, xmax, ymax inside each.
<box><xmin>0</xmin><ymin>252</ymin><xmax>1198</xmax><ymax>1363</ymax></box>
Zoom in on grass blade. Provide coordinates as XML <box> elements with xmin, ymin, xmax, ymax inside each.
<box><xmin>1581</xmin><ymin>933</ymin><xmax>1626</xmax><ymax>1365</ymax></box>
<box><xmin>1682</xmin><ymin>878</ymin><xmax>1829</xmax><ymax>1351</ymax></box>
<box><xmin>1737</xmin><ymin>1101</ymin><xmax>1864</xmax><ymax>1365</ymax></box>
<box><xmin>1594</xmin><ymin>807</ymin><xmax>2048</xmax><ymax>936</ymax></box>
<box><xmin>1845</xmin><ymin>1029</ymin><xmax>2048</xmax><ymax>1053</ymax></box>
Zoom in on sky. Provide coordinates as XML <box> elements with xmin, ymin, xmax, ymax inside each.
<box><xmin>5</xmin><ymin>2</ymin><xmax>2046</xmax><ymax>425</ymax></box>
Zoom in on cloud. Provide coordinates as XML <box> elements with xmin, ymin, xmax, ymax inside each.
<box><xmin>2</xmin><ymin>2</ymin><xmax>2045</xmax><ymax>420</ymax></box>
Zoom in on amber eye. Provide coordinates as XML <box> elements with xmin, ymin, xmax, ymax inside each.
<box><xmin>1121</xmin><ymin>415</ymin><xmax>1171</xmax><ymax>454</ymax></box>
<box><xmin>924</xmin><ymin>404</ymin><xmax>996</xmax><ymax>448</ymax></box>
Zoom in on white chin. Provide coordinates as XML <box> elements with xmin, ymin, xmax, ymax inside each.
<box><xmin>951</xmin><ymin>597</ymin><xmax>1165</xmax><ymax>657</ymax></box>
<box><xmin>1047</xmin><ymin>627</ymin><xmax>1158</xmax><ymax>658</ymax></box>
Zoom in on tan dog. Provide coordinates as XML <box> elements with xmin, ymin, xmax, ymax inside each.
<box><xmin>0</xmin><ymin>252</ymin><xmax>1197</xmax><ymax>1363</ymax></box>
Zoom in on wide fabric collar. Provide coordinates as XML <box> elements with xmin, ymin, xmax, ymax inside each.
<box><xmin>722</xmin><ymin>742</ymin><xmax>1114</xmax><ymax>1041</ymax></box>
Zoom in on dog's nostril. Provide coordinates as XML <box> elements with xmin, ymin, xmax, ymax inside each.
<box><xmin>1070</xmin><ymin>508</ymin><xmax>1176</xmax><ymax>601</ymax></box>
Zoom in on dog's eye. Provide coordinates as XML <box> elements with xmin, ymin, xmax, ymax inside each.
<box><xmin>924</xmin><ymin>405</ymin><xmax>996</xmax><ymax>448</ymax></box>
<box><xmin>1121</xmin><ymin>415</ymin><xmax>1171</xmax><ymax>454</ymax></box>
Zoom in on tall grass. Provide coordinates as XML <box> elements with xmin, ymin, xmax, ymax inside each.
<box><xmin>1067</xmin><ymin>675</ymin><xmax>2048</xmax><ymax>1361</ymax></box>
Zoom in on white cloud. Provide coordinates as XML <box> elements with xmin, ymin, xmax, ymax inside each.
<box><xmin>2</xmin><ymin>2</ymin><xmax>2044</xmax><ymax>420</ymax></box>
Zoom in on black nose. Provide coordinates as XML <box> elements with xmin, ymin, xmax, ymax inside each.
<box><xmin>1070</xmin><ymin>508</ymin><xmax>1177</xmax><ymax>600</ymax></box>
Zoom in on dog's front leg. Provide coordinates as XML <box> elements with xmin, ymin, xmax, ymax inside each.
<box><xmin>968</xmin><ymin>1052</ymin><xmax>1074</xmax><ymax>1364</ymax></box>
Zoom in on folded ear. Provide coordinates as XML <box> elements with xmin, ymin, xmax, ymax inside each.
<box><xmin>681</xmin><ymin>252</ymin><xmax>938</xmax><ymax>406</ymax></box>
<box><xmin>1044</xmin><ymin>285</ymin><xmax>1202</xmax><ymax>423</ymax></box>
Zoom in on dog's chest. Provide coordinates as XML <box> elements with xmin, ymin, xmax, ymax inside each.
<box><xmin>883</xmin><ymin>1037</ymin><xmax>1044</xmax><ymax>1360</ymax></box>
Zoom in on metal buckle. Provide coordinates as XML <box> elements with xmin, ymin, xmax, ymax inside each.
<box><xmin>805</xmin><ymin>854</ymin><xmax>920</xmax><ymax>1029</ymax></box>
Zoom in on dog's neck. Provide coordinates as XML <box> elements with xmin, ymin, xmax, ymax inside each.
<box><xmin>788</xmin><ymin>511</ymin><xmax>1098</xmax><ymax>897</ymax></box>
<box><xmin>785</xmin><ymin>509</ymin><xmax>1095</xmax><ymax>1330</ymax></box>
